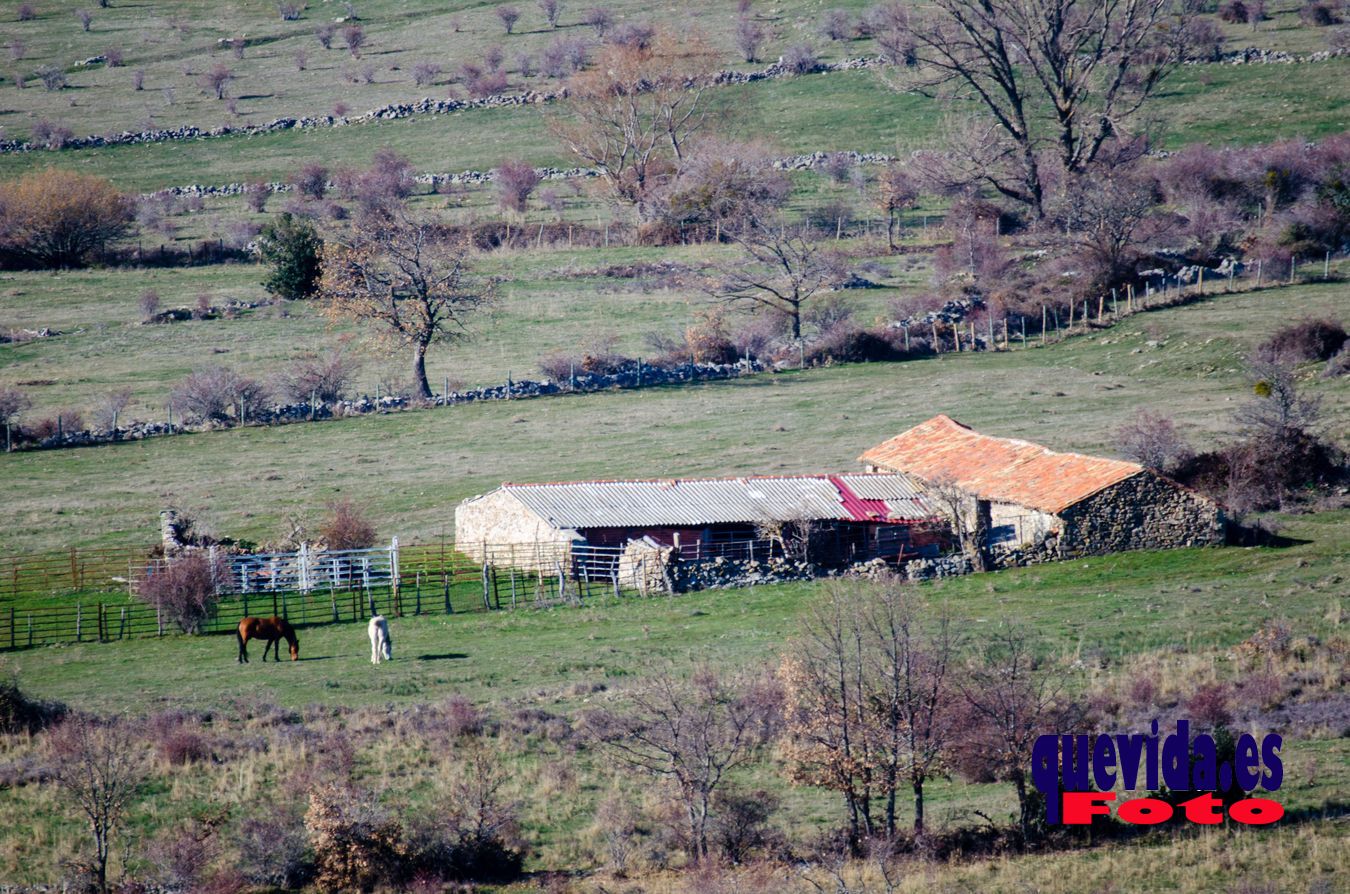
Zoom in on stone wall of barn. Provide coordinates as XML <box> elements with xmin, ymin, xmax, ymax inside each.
<box><xmin>454</xmin><ymin>490</ymin><xmax>580</xmax><ymax>569</ymax></box>
<box><xmin>1057</xmin><ymin>472</ymin><xmax>1224</xmax><ymax>554</ymax></box>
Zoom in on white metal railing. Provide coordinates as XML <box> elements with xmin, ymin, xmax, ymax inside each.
<box><xmin>140</xmin><ymin>539</ymin><xmax>401</xmax><ymax>596</ymax></box>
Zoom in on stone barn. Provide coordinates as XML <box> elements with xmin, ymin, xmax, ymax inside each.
<box><xmin>858</xmin><ymin>415</ymin><xmax>1223</xmax><ymax>558</ymax></box>
<box><xmin>454</xmin><ymin>474</ymin><xmax>947</xmax><ymax>571</ymax></box>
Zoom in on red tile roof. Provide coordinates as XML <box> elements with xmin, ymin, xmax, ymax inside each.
<box><xmin>858</xmin><ymin>415</ymin><xmax>1145</xmax><ymax>515</ymax></box>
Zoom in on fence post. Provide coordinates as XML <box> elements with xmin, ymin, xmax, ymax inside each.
<box><xmin>415</xmin><ymin>572</ymin><xmax>422</xmax><ymax>615</ymax></box>
<box><xmin>390</xmin><ymin>537</ymin><xmax>401</xmax><ymax>615</ymax></box>
<box><xmin>76</xmin><ymin>603</ymin><xmax>82</xmax><ymax>642</ymax></box>
<box><xmin>27</xmin><ymin>614</ymin><xmax>32</xmax><ymax>648</ymax></box>
<box><xmin>481</xmin><ymin>563</ymin><xmax>491</xmax><ymax>610</ymax></box>
<box><xmin>299</xmin><ymin>543</ymin><xmax>311</xmax><ymax>593</ymax></box>
<box><xmin>98</xmin><ymin>602</ymin><xmax>105</xmax><ymax>642</ymax></box>
<box><xmin>443</xmin><ymin>571</ymin><xmax>452</xmax><ymax>613</ymax></box>
<box><xmin>157</xmin><ymin>604</ymin><xmax>164</xmax><ymax>636</ymax></box>
<box><xmin>119</xmin><ymin>608</ymin><xmax>127</xmax><ymax>640</ymax></box>
<box><xmin>7</xmin><ymin>607</ymin><xmax>13</xmax><ymax>650</ymax></box>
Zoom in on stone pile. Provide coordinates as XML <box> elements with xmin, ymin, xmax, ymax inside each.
<box><xmin>675</xmin><ymin>556</ymin><xmax>817</xmax><ymax>590</ymax></box>
<box><xmin>903</xmin><ymin>554</ymin><xmax>973</xmax><ymax>580</ymax></box>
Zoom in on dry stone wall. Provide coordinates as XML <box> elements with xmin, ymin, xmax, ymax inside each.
<box><xmin>1058</xmin><ymin>472</ymin><xmax>1224</xmax><ymax>554</ymax></box>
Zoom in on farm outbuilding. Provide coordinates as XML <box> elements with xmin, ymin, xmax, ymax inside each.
<box><xmin>454</xmin><ymin>474</ymin><xmax>947</xmax><ymax>571</ymax></box>
<box><xmin>859</xmin><ymin>415</ymin><xmax>1223</xmax><ymax>557</ymax></box>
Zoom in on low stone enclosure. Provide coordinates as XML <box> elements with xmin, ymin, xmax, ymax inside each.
<box><xmin>7</xmin><ymin>358</ymin><xmax>765</xmax><ymax>452</ymax></box>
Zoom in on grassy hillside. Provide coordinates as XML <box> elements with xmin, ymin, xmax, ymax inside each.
<box><xmin>5</xmin><ymin>60</ymin><xmax>1350</xmax><ymax>192</ymax></box>
<box><xmin>2</xmin><ymin>0</ymin><xmax>1340</xmax><ymax>142</ymax></box>
<box><xmin>3</xmin><ymin>278</ymin><xmax>1347</xmax><ymax>554</ymax></box>
<box><xmin>2</xmin><ymin>508</ymin><xmax>1345</xmax><ymax>886</ymax></box>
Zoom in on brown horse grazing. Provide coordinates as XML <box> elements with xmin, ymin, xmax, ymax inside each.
<box><xmin>237</xmin><ymin>616</ymin><xmax>299</xmax><ymax>663</ymax></box>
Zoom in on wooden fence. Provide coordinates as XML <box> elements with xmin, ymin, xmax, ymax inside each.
<box><xmin>0</xmin><ymin>540</ymin><xmax>674</xmax><ymax>651</ymax></box>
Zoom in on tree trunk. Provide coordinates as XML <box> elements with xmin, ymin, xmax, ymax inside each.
<box><xmin>886</xmin><ymin>211</ymin><xmax>897</xmax><ymax>251</ymax></box>
<box><xmin>1014</xmin><ymin>771</ymin><xmax>1031</xmax><ymax>841</ymax></box>
<box><xmin>95</xmin><ymin>827</ymin><xmax>109</xmax><ymax>894</ymax></box>
<box><xmin>411</xmin><ymin>340</ymin><xmax>432</xmax><ymax>400</ymax></box>
<box><xmin>790</xmin><ymin>309</ymin><xmax>802</xmax><ymax>340</ymax></box>
<box><xmin>913</xmin><ymin>778</ymin><xmax>925</xmax><ymax>834</ymax></box>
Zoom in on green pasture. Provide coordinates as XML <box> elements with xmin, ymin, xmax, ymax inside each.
<box><xmin>2</xmin><ymin>277</ymin><xmax>1347</xmax><ymax>555</ymax></box>
<box><xmin>0</xmin><ymin>238</ymin><xmax>930</xmax><ymax>422</ymax></box>
<box><xmin>1</xmin><ymin>507</ymin><xmax>1344</xmax><ymax>884</ymax></box>
<box><xmin>7</xmin><ymin>507</ymin><xmax>1348</xmax><ymax>715</ymax></box>
<box><xmin>3</xmin><ymin>58</ymin><xmax>1350</xmax><ymax>191</ymax></box>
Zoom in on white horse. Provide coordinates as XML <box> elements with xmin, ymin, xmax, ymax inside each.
<box><xmin>368</xmin><ymin>615</ymin><xmax>392</xmax><ymax>664</ymax></box>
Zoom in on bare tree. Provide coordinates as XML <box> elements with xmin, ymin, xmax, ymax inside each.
<box><xmin>538</xmin><ymin>0</ymin><xmax>563</xmax><ymax>29</ymax></box>
<box><xmin>549</xmin><ymin>32</ymin><xmax>717</xmax><ymax>220</ymax></box>
<box><xmin>1114</xmin><ymin>409</ymin><xmax>1192</xmax><ymax>474</ymax></box>
<box><xmin>734</xmin><ymin>15</ymin><xmax>765</xmax><ymax>62</ymax></box>
<box><xmin>1048</xmin><ymin>152</ymin><xmax>1165</xmax><ymax>291</ymax></box>
<box><xmin>1236</xmin><ymin>354</ymin><xmax>1323</xmax><ymax>439</ymax></box>
<box><xmin>494</xmin><ymin>159</ymin><xmax>541</xmax><ymax>213</ymax></box>
<box><xmin>320</xmin><ymin>499</ymin><xmax>377</xmax><ymax>550</ymax></box>
<box><xmin>170</xmin><ymin>366</ymin><xmax>269</xmax><ymax>422</ymax></box>
<box><xmin>582</xmin><ymin>6</ymin><xmax>613</xmax><ymax>35</ymax></box>
<box><xmin>953</xmin><ymin>626</ymin><xmax>1082</xmax><ymax>841</ymax></box>
<box><xmin>863</xmin><ymin>578</ymin><xmax>958</xmax><ymax>834</ymax></box>
<box><xmin>496</xmin><ymin>5</ymin><xmax>521</xmax><ymax>34</ymax></box>
<box><xmin>867</xmin><ymin>1</ymin><xmax>917</xmax><ymax>65</ymax></box>
<box><xmin>662</xmin><ymin>137</ymin><xmax>791</xmax><ymax>241</ymax></box>
<box><xmin>875</xmin><ymin>163</ymin><xmax>919</xmax><ymax>250</ymax></box>
<box><xmin>49</xmin><ymin>716</ymin><xmax>147</xmax><ymax>893</ymax></box>
<box><xmin>135</xmin><ymin>551</ymin><xmax>231</xmax><ymax>633</ymax></box>
<box><xmin>318</xmin><ymin>209</ymin><xmax>496</xmax><ymax>400</ymax></box>
<box><xmin>593</xmin><ymin>668</ymin><xmax>781</xmax><ymax>862</ymax></box>
<box><xmin>275</xmin><ymin>343</ymin><xmax>361</xmax><ymax>403</ymax></box>
<box><xmin>704</xmin><ymin>217</ymin><xmax>833</xmax><ymax>340</ymax></box>
<box><xmin>780</xmin><ymin>579</ymin><xmax>957</xmax><ymax>845</ymax></box>
<box><xmin>76</xmin><ymin>9</ymin><xmax>93</xmax><ymax>31</ymax></box>
<box><xmin>819</xmin><ymin>8</ymin><xmax>853</xmax><ymax>41</ymax></box>
<box><xmin>199</xmin><ymin>63</ymin><xmax>235</xmax><ymax>99</ymax></box>
<box><xmin>924</xmin><ymin>474</ymin><xmax>988</xmax><ymax>571</ymax></box>
<box><xmin>891</xmin><ymin>0</ymin><xmax>1199</xmax><ymax>218</ymax></box>
<box><xmin>92</xmin><ymin>387</ymin><xmax>133</xmax><ymax>430</ymax></box>
<box><xmin>343</xmin><ymin>23</ymin><xmax>366</xmax><ymax>56</ymax></box>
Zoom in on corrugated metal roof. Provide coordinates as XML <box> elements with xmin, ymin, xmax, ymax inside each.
<box><xmin>858</xmin><ymin>415</ymin><xmax>1144</xmax><ymax>515</ymax></box>
<box><xmin>491</xmin><ymin>474</ymin><xmax>936</xmax><ymax>529</ymax></box>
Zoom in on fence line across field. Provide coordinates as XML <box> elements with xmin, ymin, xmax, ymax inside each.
<box><xmin>0</xmin><ymin>536</ymin><xmax>800</xmax><ymax>651</ymax></box>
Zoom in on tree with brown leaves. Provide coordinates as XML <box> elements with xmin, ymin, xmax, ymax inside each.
<box><xmin>779</xmin><ymin>578</ymin><xmax>958</xmax><ymax>847</ymax></box>
<box><xmin>318</xmin><ymin>210</ymin><xmax>495</xmax><ymax>399</ymax></box>
<box><xmin>0</xmin><ymin>169</ymin><xmax>133</xmax><ymax>268</ymax></box>
<box><xmin>549</xmin><ymin>31</ymin><xmax>717</xmax><ymax>221</ymax></box>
